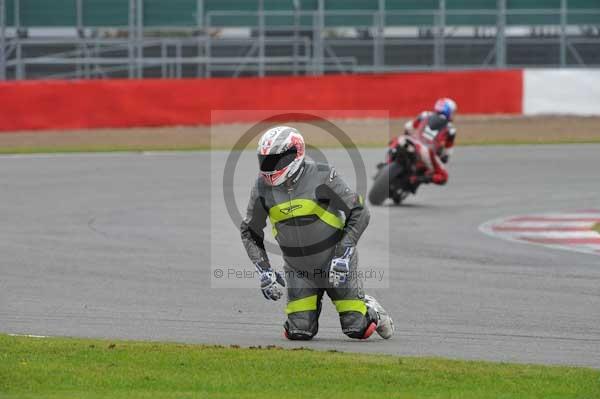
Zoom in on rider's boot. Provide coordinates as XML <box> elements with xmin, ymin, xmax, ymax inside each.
<box><xmin>364</xmin><ymin>295</ymin><xmax>394</xmax><ymax>339</ymax></box>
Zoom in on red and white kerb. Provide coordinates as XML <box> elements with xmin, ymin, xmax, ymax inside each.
<box><xmin>480</xmin><ymin>210</ymin><xmax>600</xmax><ymax>256</ymax></box>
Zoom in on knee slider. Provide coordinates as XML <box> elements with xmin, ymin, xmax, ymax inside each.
<box><xmin>339</xmin><ymin>311</ymin><xmax>371</xmax><ymax>339</ymax></box>
<box><xmin>285</xmin><ymin>312</ymin><xmax>318</xmax><ymax>340</ymax></box>
<box><xmin>285</xmin><ymin>330</ymin><xmax>314</xmax><ymax>341</ymax></box>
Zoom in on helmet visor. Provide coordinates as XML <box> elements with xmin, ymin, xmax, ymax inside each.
<box><xmin>258</xmin><ymin>147</ymin><xmax>298</xmax><ymax>173</ymax></box>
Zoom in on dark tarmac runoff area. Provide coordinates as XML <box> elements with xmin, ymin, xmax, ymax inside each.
<box><xmin>1</xmin><ymin>145</ymin><xmax>599</xmax><ymax>368</ymax></box>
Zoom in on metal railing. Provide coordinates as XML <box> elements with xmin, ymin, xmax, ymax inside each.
<box><xmin>0</xmin><ymin>0</ymin><xmax>599</xmax><ymax>80</ymax></box>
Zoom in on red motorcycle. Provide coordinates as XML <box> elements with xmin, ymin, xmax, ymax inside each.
<box><xmin>368</xmin><ymin>114</ymin><xmax>449</xmax><ymax>206</ymax></box>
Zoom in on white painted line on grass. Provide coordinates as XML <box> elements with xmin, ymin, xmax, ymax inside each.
<box><xmin>8</xmin><ymin>333</ymin><xmax>49</xmax><ymax>338</ymax></box>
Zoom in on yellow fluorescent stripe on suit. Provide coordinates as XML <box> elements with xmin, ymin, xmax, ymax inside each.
<box><xmin>285</xmin><ymin>295</ymin><xmax>318</xmax><ymax>314</ymax></box>
<box><xmin>333</xmin><ymin>299</ymin><xmax>367</xmax><ymax>315</ymax></box>
<box><xmin>269</xmin><ymin>199</ymin><xmax>344</xmax><ymax>231</ymax></box>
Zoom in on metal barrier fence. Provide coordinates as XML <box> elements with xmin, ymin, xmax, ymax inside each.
<box><xmin>0</xmin><ymin>0</ymin><xmax>599</xmax><ymax>80</ymax></box>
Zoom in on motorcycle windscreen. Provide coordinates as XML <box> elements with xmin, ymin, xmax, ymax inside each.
<box><xmin>258</xmin><ymin>147</ymin><xmax>297</xmax><ymax>172</ymax></box>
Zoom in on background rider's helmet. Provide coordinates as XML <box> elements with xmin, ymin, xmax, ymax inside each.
<box><xmin>257</xmin><ymin>126</ymin><xmax>305</xmax><ymax>186</ymax></box>
<box><xmin>434</xmin><ymin>98</ymin><xmax>457</xmax><ymax>121</ymax></box>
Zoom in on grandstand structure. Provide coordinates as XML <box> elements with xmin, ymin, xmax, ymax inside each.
<box><xmin>0</xmin><ymin>0</ymin><xmax>598</xmax><ymax>80</ymax></box>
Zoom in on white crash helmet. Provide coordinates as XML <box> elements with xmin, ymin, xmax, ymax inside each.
<box><xmin>434</xmin><ymin>97</ymin><xmax>457</xmax><ymax>121</ymax></box>
<box><xmin>257</xmin><ymin>126</ymin><xmax>305</xmax><ymax>186</ymax></box>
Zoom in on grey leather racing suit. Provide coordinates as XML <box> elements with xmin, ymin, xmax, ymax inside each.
<box><xmin>240</xmin><ymin>159</ymin><xmax>377</xmax><ymax>340</ymax></box>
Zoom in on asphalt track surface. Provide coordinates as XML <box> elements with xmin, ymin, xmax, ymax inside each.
<box><xmin>1</xmin><ymin>145</ymin><xmax>599</xmax><ymax>368</ymax></box>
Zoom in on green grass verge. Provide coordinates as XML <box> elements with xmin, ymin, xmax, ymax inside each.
<box><xmin>1</xmin><ymin>138</ymin><xmax>600</xmax><ymax>155</ymax></box>
<box><xmin>1</xmin><ymin>334</ymin><xmax>598</xmax><ymax>399</ymax></box>
<box><xmin>593</xmin><ymin>223</ymin><xmax>600</xmax><ymax>234</ymax></box>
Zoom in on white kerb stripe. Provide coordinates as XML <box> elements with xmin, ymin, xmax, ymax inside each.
<box><xmin>494</xmin><ymin>221</ymin><xmax>596</xmax><ymax>228</ymax></box>
<box><xmin>502</xmin><ymin>231</ymin><xmax>600</xmax><ymax>239</ymax></box>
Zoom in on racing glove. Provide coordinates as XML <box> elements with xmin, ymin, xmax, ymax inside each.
<box><xmin>255</xmin><ymin>261</ymin><xmax>285</xmax><ymax>301</ymax></box>
<box><xmin>329</xmin><ymin>247</ymin><xmax>354</xmax><ymax>288</ymax></box>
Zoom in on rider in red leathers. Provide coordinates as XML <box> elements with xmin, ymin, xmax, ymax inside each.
<box><xmin>390</xmin><ymin>98</ymin><xmax>457</xmax><ymax>188</ymax></box>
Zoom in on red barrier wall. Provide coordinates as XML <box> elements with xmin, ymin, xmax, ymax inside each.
<box><xmin>0</xmin><ymin>70</ymin><xmax>522</xmax><ymax>132</ymax></box>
